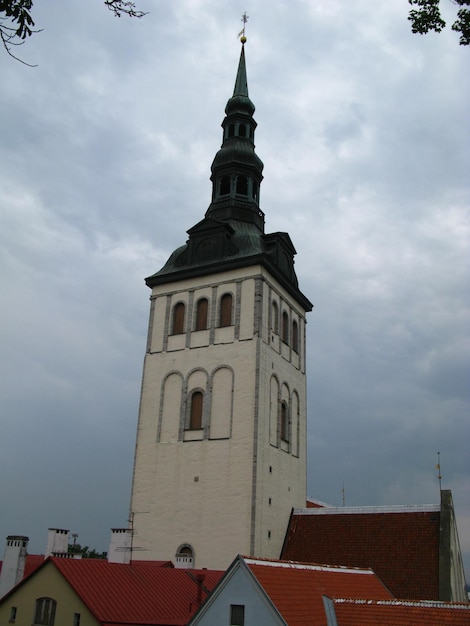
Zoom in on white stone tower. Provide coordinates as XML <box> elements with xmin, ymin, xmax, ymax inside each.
<box><xmin>129</xmin><ymin>42</ymin><xmax>312</xmax><ymax>570</ymax></box>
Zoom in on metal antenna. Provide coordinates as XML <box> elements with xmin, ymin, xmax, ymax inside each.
<box><xmin>436</xmin><ymin>451</ymin><xmax>442</xmax><ymax>491</ymax></box>
<box><xmin>341</xmin><ymin>482</ymin><xmax>346</xmax><ymax>507</ymax></box>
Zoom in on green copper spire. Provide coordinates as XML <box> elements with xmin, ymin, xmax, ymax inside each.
<box><xmin>233</xmin><ymin>43</ymin><xmax>249</xmax><ymax>97</ymax></box>
<box><xmin>146</xmin><ymin>39</ymin><xmax>312</xmax><ymax>314</ymax></box>
<box><xmin>206</xmin><ymin>42</ymin><xmax>263</xmax><ymax>227</ymax></box>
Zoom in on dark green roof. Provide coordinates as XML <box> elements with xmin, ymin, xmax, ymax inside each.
<box><xmin>146</xmin><ymin>44</ymin><xmax>312</xmax><ymax>312</ymax></box>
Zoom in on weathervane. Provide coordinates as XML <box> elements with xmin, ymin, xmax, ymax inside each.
<box><xmin>237</xmin><ymin>12</ymin><xmax>249</xmax><ymax>43</ymax></box>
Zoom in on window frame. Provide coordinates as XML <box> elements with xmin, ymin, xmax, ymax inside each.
<box><xmin>33</xmin><ymin>598</ymin><xmax>56</xmax><ymax>626</ymax></box>
<box><xmin>195</xmin><ymin>297</ymin><xmax>209</xmax><ymax>331</ymax></box>
<box><xmin>281</xmin><ymin>401</ymin><xmax>289</xmax><ymax>443</ymax></box>
<box><xmin>271</xmin><ymin>301</ymin><xmax>279</xmax><ymax>334</ymax></box>
<box><xmin>292</xmin><ymin>319</ymin><xmax>299</xmax><ymax>353</ymax></box>
<box><xmin>172</xmin><ymin>302</ymin><xmax>186</xmax><ymax>335</ymax></box>
<box><xmin>219</xmin><ymin>293</ymin><xmax>233</xmax><ymax>327</ymax></box>
<box><xmin>230</xmin><ymin>604</ymin><xmax>245</xmax><ymax>626</ymax></box>
<box><xmin>188</xmin><ymin>390</ymin><xmax>204</xmax><ymax>430</ymax></box>
<box><xmin>282</xmin><ymin>310</ymin><xmax>289</xmax><ymax>343</ymax></box>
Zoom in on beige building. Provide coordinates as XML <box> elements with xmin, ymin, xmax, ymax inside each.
<box><xmin>129</xmin><ymin>43</ymin><xmax>312</xmax><ymax>570</ymax></box>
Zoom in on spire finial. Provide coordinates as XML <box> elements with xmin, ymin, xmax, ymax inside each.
<box><xmin>237</xmin><ymin>12</ymin><xmax>249</xmax><ymax>44</ymax></box>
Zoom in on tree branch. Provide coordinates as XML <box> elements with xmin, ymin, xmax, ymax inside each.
<box><xmin>104</xmin><ymin>0</ymin><xmax>147</xmax><ymax>18</ymax></box>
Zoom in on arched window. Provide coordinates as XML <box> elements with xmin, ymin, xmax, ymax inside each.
<box><xmin>189</xmin><ymin>391</ymin><xmax>203</xmax><ymax>430</ymax></box>
<box><xmin>228</xmin><ymin>124</ymin><xmax>235</xmax><ymax>137</ymax></box>
<box><xmin>292</xmin><ymin>320</ymin><xmax>299</xmax><ymax>353</ymax></box>
<box><xmin>282</xmin><ymin>311</ymin><xmax>289</xmax><ymax>343</ymax></box>
<box><xmin>272</xmin><ymin>301</ymin><xmax>279</xmax><ymax>334</ymax></box>
<box><xmin>34</xmin><ymin>598</ymin><xmax>56</xmax><ymax>626</ymax></box>
<box><xmin>281</xmin><ymin>401</ymin><xmax>289</xmax><ymax>442</ymax></box>
<box><xmin>195</xmin><ymin>298</ymin><xmax>208</xmax><ymax>331</ymax></box>
<box><xmin>175</xmin><ymin>544</ymin><xmax>194</xmax><ymax>569</ymax></box>
<box><xmin>220</xmin><ymin>176</ymin><xmax>230</xmax><ymax>196</ymax></box>
<box><xmin>252</xmin><ymin>181</ymin><xmax>258</xmax><ymax>200</ymax></box>
<box><xmin>238</xmin><ymin>123</ymin><xmax>246</xmax><ymax>137</ymax></box>
<box><xmin>172</xmin><ymin>302</ymin><xmax>185</xmax><ymax>335</ymax></box>
<box><xmin>236</xmin><ymin>176</ymin><xmax>248</xmax><ymax>195</ymax></box>
<box><xmin>219</xmin><ymin>293</ymin><xmax>233</xmax><ymax>327</ymax></box>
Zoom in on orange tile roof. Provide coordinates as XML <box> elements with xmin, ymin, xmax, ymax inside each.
<box><xmin>245</xmin><ymin>558</ymin><xmax>394</xmax><ymax>626</ymax></box>
<box><xmin>332</xmin><ymin>598</ymin><xmax>470</xmax><ymax>625</ymax></box>
<box><xmin>281</xmin><ymin>506</ymin><xmax>441</xmax><ymax>600</ymax></box>
<box><xmin>49</xmin><ymin>558</ymin><xmax>223</xmax><ymax>626</ymax></box>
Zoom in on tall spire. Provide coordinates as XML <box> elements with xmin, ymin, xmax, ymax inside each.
<box><xmin>233</xmin><ymin>43</ymin><xmax>249</xmax><ymax>98</ymax></box>
<box><xmin>206</xmin><ymin>40</ymin><xmax>264</xmax><ymax>229</ymax></box>
<box><xmin>147</xmin><ymin>37</ymin><xmax>312</xmax><ymax>313</ymax></box>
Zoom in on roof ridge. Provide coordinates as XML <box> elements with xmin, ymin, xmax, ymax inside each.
<box><xmin>244</xmin><ymin>557</ymin><xmax>374</xmax><ymax>575</ymax></box>
<box><xmin>333</xmin><ymin>598</ymin><xmax>470</xmax><ymax>609</ymax></box>
<box><xmin>294</xmin><ymin>504</ymin><xmax>440</xmax><ymax>515</ymax></box>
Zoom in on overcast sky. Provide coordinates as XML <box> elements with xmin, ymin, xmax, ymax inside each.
<box><xmin>1</xmin><ymin>0</ymin><xmax>469</xmax><ymax>578</ymax></box>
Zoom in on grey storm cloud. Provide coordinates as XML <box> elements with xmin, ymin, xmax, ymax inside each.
<box><xmin>0</xmin><ymin>0</ymin><xmax>469</xmax><ymax>574</ymax></box>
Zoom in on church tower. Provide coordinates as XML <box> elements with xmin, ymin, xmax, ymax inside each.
<box><xmin>129</xmin><ymin>42</ymin><xmax>312</xmax><ymax>570</ymax></box>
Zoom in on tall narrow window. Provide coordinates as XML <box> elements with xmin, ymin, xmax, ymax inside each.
<box><xmin>172</xmin><ymin>302</ymin><xmax>185</xmax><ymax>335</ymax></box>
<box><xmin>189</xmin><ymin>391</ymin><xmax>203</xmax><ymax>430</ymax></box>
<box><xmin>73</xmin><ymin>615</ymin><xmax>81</xmax><ymax>626</ymax></box>
<box><xmin>230</xmin><ymin>605</ymin><xmax>245</xmax><ymax>626</ymax></box>
<box><xmin>220</xmin><ymin>176</ymin><xmax>230</xmax><ymax>195</ymax></box>
<box><xmin>238</xmin><ymin>124</ymin><xmax>247</xmax><ymax>137</ymax></box>
<box><xmin>228</xmin><ymin>124</ymin><xmax>235</xmax><ymax>137</ymax></box>
<box><xmin>282</xmin><ymin>311</ymin><xmax>289</xmax><ymax>343</ymax></box>
<box><xmin>292</xmin><ymin>320</ymin><xmax>299</xmax><ymax>353</ymax></box>
<box><xmin>281</xmin><ymin>401</ymin><xmax>289</xmax><ymax>442</ymax></box>
<box><xmin>272</xmin><ymin>301</ymin><xmax>279</xmax><ymax>334</ymax></box>
<box><xmin>219</xmin><ymin>293</ymin><xmax>233</xmax><ymax>327</ymax></box>
<box><xmin>195</xmin><ymin>298</ymin><xmax>208</xmax><ymax>331</ymax></box>
<box><xmin>34</xmin><ymin>598</ymin><xmax>56</xmax><ymax>626</ymax></box>
<box><xmin>236</xmin><ymin>176</ymin><xmax>248</xmax><ymax>195</ymax></box>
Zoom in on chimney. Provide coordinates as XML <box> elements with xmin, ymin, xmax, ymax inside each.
<box><xmin>108</xmin><ymin>528</ymin><xmax>132</xmax><ymax>564</ymax></box>
<box><xmin>196</xmin><ymin>573</ymin><xmax>205</xmax><ymax>605</ymax></box>
<box><xmin>0</xmin><ymin>536</ymin><xmax>29</xmax><ymax>598</ymax></box>
<box><xmin>45</xmin><ymin>529</ymin><xmax>69</xmax><ymax>558</ymax></box>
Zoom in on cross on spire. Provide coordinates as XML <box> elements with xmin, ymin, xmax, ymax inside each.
<box><xmin>237</xmin><ymin>12</ymin><xmax>249</xmax><ymax>43</ymax></box>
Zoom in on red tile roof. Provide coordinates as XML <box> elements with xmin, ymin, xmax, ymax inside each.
<box><xmin>49</xmin><ymin>558</ymin><xmax>223</xmax><ymax>626</ymax></box>
<box><xmin>244</xmin><ymin>557</ymin><xmax>394</xmax><ymax>626</ymax></box>
<box><xmin>24</xmin><ymin>554</ymin><xmax>45</xmax><ymax>578</ymax></box>
<box><xmin>332</xmin><ymin>598</ymin><xmax>470</xmax><ymax>625</ymax></box>
<box><xmin>281</xmin><ymin>506</ymin><xmax>441</xmax><ymax>600</ymax></box>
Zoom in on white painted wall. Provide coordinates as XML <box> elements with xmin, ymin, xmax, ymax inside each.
<box><xmin>130</xmin><ymin>265</ymin><xmax>309</xmax><ymax>570</ymax></box>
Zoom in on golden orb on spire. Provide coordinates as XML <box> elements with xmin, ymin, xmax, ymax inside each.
<box><xmin>240</xmin><ymin>35</ymin><xmax>247</xmax><ymax>44</ymax></box>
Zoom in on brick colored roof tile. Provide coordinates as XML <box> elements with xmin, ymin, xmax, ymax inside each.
<box><xmin>282</xmin><ymin>507</ymin><xmax>441</xmax><ymax>600</ymax></box>
<box><xmin>245</xmin><ymin>558</ymin><xmax>394</xmax><ymax>626</ymax></box>
<box><xmin>50</xmin><ymin>558</ymin><xmax>223</xmax><ymax>625</ymax></box>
